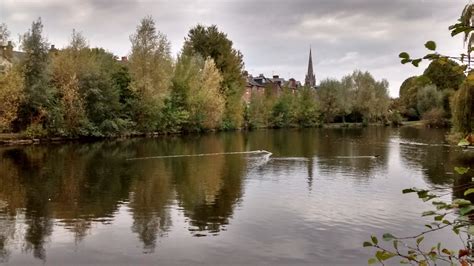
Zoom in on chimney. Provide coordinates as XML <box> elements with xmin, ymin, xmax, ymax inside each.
<box><xmin>5</xmin><ymin>41</ymin><xmax>13</xmax><ymax>60</ymax></box>
<box><xmin>121</xmin><ymin>56</ymin><xmax>127</xmax><ymax>61</ymax></box>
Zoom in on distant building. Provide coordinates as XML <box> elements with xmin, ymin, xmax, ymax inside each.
<box><xmin>0</xmin><ymin>41</ymin><xmax>14</xmax><ymax>73</ymax></box>
<box><xmin>0</xmin><ymin>42</ymin><xmax>57</xmax><ymax>73</ymax></box>
<box><xmin>304</xmin><ymin>47</ymin><xmax>316</xmax><ymax>89</ymax></box>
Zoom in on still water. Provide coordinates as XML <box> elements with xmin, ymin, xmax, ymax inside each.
<box><xmin>0</xmin><ymin>127</ymin><xmax>473</xmax><ymax>265</ymax></box>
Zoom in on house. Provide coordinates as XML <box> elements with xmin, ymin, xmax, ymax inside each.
<box><xmin>0</xmin><ymin>41</ymin><xmax>14</xmax><ymax>73</ymax></box>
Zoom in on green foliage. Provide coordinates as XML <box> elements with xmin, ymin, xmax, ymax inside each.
<box><xmin>183</xmin><ymin>24</ymin><xmax>245</xmax><ymax>129</ymax></box>
<box><xmin>317</xmin><ymin>78</ymin><xmax>342</xmax><ymax>123</ymax></box>
<box><xmin>423</xmin><ymin>59</ymin><xmax>465</xmax><ymax>91</ymax></box>
<box><xmin>0</xmin><ymin>67</ymin><xmax>24</xmax><ymax>132</ymax></box>
<box><xmin>295</xmin><ymin>87</ymin><xmax>320</xmax><ymax>127</ymax></box>
<box><xmin>365</xmin><ymin>167</ymin><xmax>474</xmax><ymax>265</ymax></box>
<box><xmin>270</xmin><ymin>89</ymin><xmax>296</xmax><ymax>128</ymax></box>
<box><xmin>416</xmin><ymin>85</ymin><xmax>443</xmax><ymax>116</ymax></box>
<box><xmin>19</xmin><ymin>18</ymin><xmax>55</xmax><ymax>130</ymax></box>
<box><xmin>128</xmin><ymin>16</ymin><xmax>173</xmax><ymax>132</ymax></box>
<box><xmin>451</xmin><ymin>79</ymin><xmax>474</xmax><ymax>134</ymax></box>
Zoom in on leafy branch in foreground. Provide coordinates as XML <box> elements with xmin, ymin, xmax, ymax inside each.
<box><xmin>364</xmin><ymin>167</ymin><xmax>472</xmax><ymax>265</ymax></box>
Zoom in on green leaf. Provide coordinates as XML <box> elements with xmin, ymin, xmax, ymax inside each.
<box><xmin>416</xmin><ymin>236</ymin><xmax>424</xmax><ymax>245</ymax></box>
<box><xmin>411</xmin><ymin>59</ymin><xmax>422</xmax><ymax>67</ymax></box>
<box><xmin>399</xmin><ymin>52</ymin><xmax>410</xmax><ymax>59</ymax></box>
<box><xmin>363</xmin><ymin>241</ymin><xmax>373</xmax><ymax>247</ymax></box>
<box><xmin>425</xmin><ymin>224</ymin><xmax>433</xmax><ymax>229</ymax></box>
<box><xmin>460</xmin><ymin>205</ymin><xmax>474</xmax><ymax>216</ymax></box>
<box><xmin>441</xmin><ymin>248</ymin><xmax>451</xmax><ymax>255</ymax></box>
<box><xmin>401</xmin><ymin>58</ymin><xmax>411</xmax><ymax>64</ymax></box>
<box><xmin>368</xmin><ymin>258</ymin><xmax>378</xmax><ymax>265</ymax></box>
<box><xmin>417</xmin><ymin>190</ymin><xmax>429</xmax><ymax>198</ymax></box>
<box><xmin>464</xmin><ymin>188</ymin><xmax>474</xmax><ymax>196</ymax></box>
<box><xmin>375</xmin><ymin>250</ymin><xmax>396</xmax><ymax>261</ymax></box>
<box><xmin>422</xmin><ymin>211</ymin><xmax>436</xmax><ymax>216</ymax></box>
<box><xmin>402</xmin><ymin>188</ymin><xmax>416</xmax><ymax>194</ymax></box>
<box><xmin>455</xmin><ymin>167</ymin><xmax>470</xmax><ymax>175</ymax></box>
<box><xmin>425</xmin><ymin>41</ymin><xmax>437</xmax><ymax>51</ymax></box>
<box><xmin>453</xmin><ymin>199</ymin><xmax>471</xmax><ymax>206</ymax></box>
<box><xmin>383</xmin><ymin>233</ymin><xmax>395</xmax><ymax>241</ymax></box>
<box><xmin>393</xmin><ymin>240</ymin><xmax>399</xmax><ymax>250</ymax></box>
<box><xmin>371</xmin><ymin>235</ymin><xmax>378</xmax><ymax>245</ymax></box>
<box><xmin>434</xmin><ymin>215</ymin><xmax>445</xmax><ymax>221</ymax></box>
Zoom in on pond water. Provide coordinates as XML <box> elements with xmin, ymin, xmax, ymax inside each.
<box><xmin>0</xmin><ymin>127</ymin><xmax>473</xmax><ymax>265</ymax></box>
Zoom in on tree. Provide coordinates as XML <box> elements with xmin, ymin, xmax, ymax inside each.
<box><xmin>183</xmin><ymin>25</ymin><xmax>245</xmax><ymax>129</ymax></box>
<box><xmin>423</xmin><ymin>58</ymin><xmax>465</xmax><ymax>91</ymax></box>
<box><xmin>452</xmin><ymin>80</ymin><xmax>474</xmax><ymax>133</ymax></box>
<box><xmin>416</xmin><ymin>84</ymin><xmax>443</xmax><ymax>116</ymax></box>
<box><xmin>128</xmin><ymin>16</ymin><xmax>173</xmax><ymax>132</ymax></box>
<box><xmin>339</xmin><ymin>75</ymin><xmax>355</xmax><ymax>123</ymax></box>
<box><xmin>0</xmin><ymin>23</ymin><xmax>10</xmax><ymax>45</ymax></box>
<box><xmin>0</xmin><ymin>67</ymin><xmax>24</xmax><ymax>132</ymax></box>
<box><xmin>19</xmin><ymin>18</ymin><xmax>55</xmax><ymax>130</ymax></box>
<box><xmin>50</xmin><ymin>31</ymin><xmax>88</xmax><ymax>136</ymax></box>
<box><xmin>350</xmin><ymin>70</ymin><xmax>390</xmax><ymax>123</ymax></box>
<box><xmin>189</xmin><ymin>58</ymin><xmax>225</xmax><ymax>130</ymax></box>
<box><xmin>317</xmin><ymin>78</ymin><xmax>342</xmax><ymax>123</ymax></box>
<box><xmin>399</xmin><ymin>75</ymin><xmax>432</xmax><ymax>120</ymax></box>
<box><xmin>295</xmin><ymin>86</ymin><xmax>320</xmax><ymax>127</ymax></box>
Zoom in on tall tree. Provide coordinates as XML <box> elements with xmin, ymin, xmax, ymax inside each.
<box><xmin>182</xmin><ymin>25</ymin><xmax>245</xmax><ymax>129</ymax></box>
<box><xmin>317</xmin><ymin>78</ymin><xmax>341</xmax><ymax>123</ymax></box>
<box><xmin>423</xmin><ymin>58</ymin><xmax>465</xmax><ymax>91</ymax></box>
<box><xmin>129</xmin><ymin>16</ymin><xmax>173</xmax><ymax>132</ymax></box>
<box><xmin>190</xmin><ymin>58</ymin><xmax>225</xmax><ymax>130</ymax></box>
<box><xmin>19</xmin><ymin>18</ymin><xmax>54</xmax><ymax>129</ymax></box>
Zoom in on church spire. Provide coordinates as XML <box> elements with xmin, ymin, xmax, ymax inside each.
<box><xmin>304</xmin><ymin>46</ymin><xmax>316</xmax><ymax>88</ymax></box>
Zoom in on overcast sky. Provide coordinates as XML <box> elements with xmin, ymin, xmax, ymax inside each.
<box><xmin>0</xmin><ymin>0</ymin><xmax>468</xmax><ymax>96</ymax></box>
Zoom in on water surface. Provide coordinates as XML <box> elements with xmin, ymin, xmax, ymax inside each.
<box><xmin>0</xmin><ymin>127</ymin><xmax>473</xmax><ymax>265</ymax></box>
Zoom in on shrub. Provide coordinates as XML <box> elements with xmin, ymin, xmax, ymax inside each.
<box><xmin>422</xmin><ymin>107</ymin><xmax>449</xmax><ymax>128</ymax></box>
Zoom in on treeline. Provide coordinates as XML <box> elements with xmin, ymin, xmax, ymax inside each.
<box><xmin>0</xmin><ymin>17</ymin><xmax>391</xmax><ymax>138</ymax></box>
<box><xmin>0</xmin><ymin>17</ymin><xmax>245</xmax><ymax>137</ymax></box>
<box><xmin>246</xmin><ymin>70</ymin><xmax>391</xmax><ymax>128</ymax></box>
<box><xmin>395</xmin><ymin>58</ymin><xmax>467</xmax><ymax>128</ymax></box>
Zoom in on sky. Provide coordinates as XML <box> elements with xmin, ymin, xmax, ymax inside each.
<box><xmin>0</xmin><ymin>0</ymin><xmax>469</xmax><ymax>97</ymax></box>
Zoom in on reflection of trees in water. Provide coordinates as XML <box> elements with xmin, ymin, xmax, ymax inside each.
<box><xmin>0</xmin><ymin>134</ymin><xmax>249</xmax><ymax>259</ymax></box>
<box><xmin>245</xmin><ymin>128</ymin><xmax>391</xmax><ymax>185</ymax></box>
<box><xmin>128</xmin><ymin>158</ymin><xmax>172</xmax><ymax>253</ymax></box>
<box><xmin>0</xmin><ymin>142</ymin><xmax>135</xmax><ymax>260</ymax></box>
<box><xmin>171</xmin><ymin>133</ymin><xmax>246</xmax><ymax>235</ymax></box>
<box><xmin>397</xmin><ymin>127</ymin><xmax>456</xmax><ymax>185</ymax></box>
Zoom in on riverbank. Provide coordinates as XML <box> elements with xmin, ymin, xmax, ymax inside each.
<box><xmin>0</xmin><ymin>121</ymin><xmax>438</xmax><ymax>146</ymax></box>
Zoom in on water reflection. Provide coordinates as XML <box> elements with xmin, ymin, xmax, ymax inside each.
<box><xmin>0</xmin><ymin>127</ymin><xmax>472</xmax><ymax>264</ymax></box>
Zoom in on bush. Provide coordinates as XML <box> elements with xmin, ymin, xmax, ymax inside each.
<box><xmin>388</xmin><ymin>111</ymin><xmax>403</xmax><ymax>127</ymax></box>
<box><xmin>23</xmin><ymin>123</ymin><xmax>48</xmax><ymax>138</ymax></box>
<box><xmin>422</xmin><ymin>107</ymin><xmax>449</xmax><ymax>128</ymax></box>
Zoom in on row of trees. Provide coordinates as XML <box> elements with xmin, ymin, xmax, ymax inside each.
<box><xmin>396</xmin><ymin>58</ymin><xmax>466</xmax><ymax>125</ymax></box>
<box><xmin>318</xmin><ymin>71</ymin><xmax>390</xmax><ymax>124</ymax></box>
<box><xmin>245</xmin><ymin>70</ymin><xmax>391</xmax><ymax>129</ymax></box>
<box><xmin>0</xmin><ymin>17</ymin><xmax>245</xmax><ymax>137</ymax></box>
<box><xmin>0</xmin><ymin>17</ymin><xmax>393</xmax><ymax>138</ymax></box>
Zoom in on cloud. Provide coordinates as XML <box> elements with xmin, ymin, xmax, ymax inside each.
<box><xmin>0</xmin><ymin>0</ymin><xmax>468</xmax><ymax>96</ymax></box>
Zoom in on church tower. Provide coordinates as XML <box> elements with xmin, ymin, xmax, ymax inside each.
<box><xmin>304</xmin><ymin>47</ymin><xmax>316</xmax><ymax>88</ymax></box>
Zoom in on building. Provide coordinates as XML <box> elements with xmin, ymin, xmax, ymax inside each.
<box><xmin>304</xmin><ymin>47</ymin><xmax>316</xmax><ymax>89</ymax></box>
<box><xmin>0</xmin><ymin>41</ymin><xmax>14</xmax><ymax>73</ymax></box>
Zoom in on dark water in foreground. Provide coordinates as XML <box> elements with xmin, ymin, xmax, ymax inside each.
<box><xmin>0</xmin><ymin>127</ymin><xmax>473</xmax><ymax>265</ymax></box>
